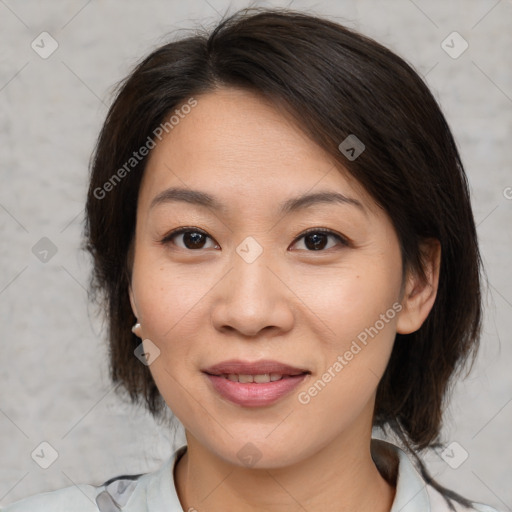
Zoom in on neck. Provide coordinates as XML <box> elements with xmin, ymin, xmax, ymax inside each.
<box><xmin>174</xmin><ymin>428</ymin><xmax>396</xmax><ymax>512</ymax></box>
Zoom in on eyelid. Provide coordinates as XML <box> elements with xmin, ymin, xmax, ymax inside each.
<box><xmin>160</xmin><ymin>226</ymin><xmax>209</xmax><ymax>242</ymax></box>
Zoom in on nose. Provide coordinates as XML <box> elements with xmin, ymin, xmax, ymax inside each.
<box><xmin>210</xmin><ymin>249</ymin><xmax>295</xmax><ymax>338</ymax></box>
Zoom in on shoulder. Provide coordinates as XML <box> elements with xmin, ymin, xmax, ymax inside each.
<box><xmin>1</xmin><ymin>445</ymin><xmax>187</xmax><ymax>512</ymax></box>
<box><xmin>0</xmin><ymin>483</ymin><xmax>104</xmax><ymax>511</ymax></box>
<box><xmin>0</xmin><ymin>459</ymin><xmax>175</xmax><ymax>512</ymax></box>
<box><xmin>426</xmin><ymin>484</ymin><xmax>501</xmax><ymax>512</ymax></box>
<box><xmin>371</xmin><ymin>438</ymin><xmax>501</xmax><ymax>512</ymax></box>
<box><xmin>1</xmin><ymin>473</ymin><xmax>155</xmax><ymax>512</ymax></box>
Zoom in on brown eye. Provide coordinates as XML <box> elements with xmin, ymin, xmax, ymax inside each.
<box><xmin>181</xmin><ymin>231</ymin><xmax>208</xmax><ymax>249</ymax></box>
<box><xmin>291</xmin><ymin>229</ymin><xmax>348</xmax><ymax>251</ymax></box>
<box><xmin>161</xmin><ymin>228</ymin><xmax>219</xmax><ymax>250</ymax></box>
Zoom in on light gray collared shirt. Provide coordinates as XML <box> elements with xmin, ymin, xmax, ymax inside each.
<box><xmin>1</xmin><ymin>440</ymin><xmax>500</xmax><ymax>511</ymax></box>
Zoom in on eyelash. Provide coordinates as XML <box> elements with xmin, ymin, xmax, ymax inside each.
<box><xmin>159</xmin><ymin>226</ymin><xmax>350</xmax><ymax>251</ymax></box>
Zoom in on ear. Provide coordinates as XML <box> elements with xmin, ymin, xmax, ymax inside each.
<box><xmin>128</xmin><ymin>283</ymin><xmax>144</xmax><ymax>338</ymax></box>
<box><xmin>396</xmin><ymin>238</ymin><xmax>441</xmax><ymax>334</ymax></box>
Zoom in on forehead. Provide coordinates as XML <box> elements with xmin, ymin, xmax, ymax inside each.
<box><xmin>137</xmin><ymin>87</ymin><xmax>376</xmax><ymax>216</ymax></box>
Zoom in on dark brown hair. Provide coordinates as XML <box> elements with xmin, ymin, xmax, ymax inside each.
<box><xmin>82</xmin><ymin>7</ymin><xmax>483</xmax><ymax>509</ymax></box>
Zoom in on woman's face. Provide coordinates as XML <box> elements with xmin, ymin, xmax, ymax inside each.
<box><xmin>129</xmin><ymin>87</ymin><xmax>420</xmax><ymax>467</ymax></box>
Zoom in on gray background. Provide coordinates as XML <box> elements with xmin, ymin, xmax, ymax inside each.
<box><xmin>0</xmin><ymin>0</ymin><xmax>511</xmax><ymax>509</ymax></box>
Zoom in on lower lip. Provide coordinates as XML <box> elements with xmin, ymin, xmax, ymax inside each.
<box><xmin>205</xmin><ymin>373</ymin><xmax>308</xmax><ymax>407</ymax></box>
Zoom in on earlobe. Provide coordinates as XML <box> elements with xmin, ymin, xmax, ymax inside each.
<box><xmin>129</xmin><ymin>285</ymin><xmax>143</xmax><ymax>338</ymax></box>
<box><xmin>396</xmin><ymin>239</ymin><xmax>441</xmax><ymax>335</ymax></box>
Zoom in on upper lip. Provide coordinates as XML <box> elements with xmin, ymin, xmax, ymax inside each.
<box><xmin>203</xmin><ymin>359</ymin><xmax>310</xmax><ymax>376</ymax></box>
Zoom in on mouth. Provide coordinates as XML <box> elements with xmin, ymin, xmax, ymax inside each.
<box><xmin>205</xmin><ymin>373</ymin><xmax>304</xmax><ymax>383</ymax></box>
<box><xmin>202</xmin><ymin>359</ymin><xmax>311</xmax><ymax>407</ymax></box>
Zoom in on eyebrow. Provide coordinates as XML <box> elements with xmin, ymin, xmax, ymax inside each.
<box><xmin>149</xmin><ymin>186</ymin><xmax>366</xmax><ymax>215</ymax></box>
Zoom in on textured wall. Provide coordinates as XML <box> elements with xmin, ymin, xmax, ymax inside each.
<box><xmin>0</xmin><ymin>0</ymin><xmax>510</xmax><ymax>509</ymax></box>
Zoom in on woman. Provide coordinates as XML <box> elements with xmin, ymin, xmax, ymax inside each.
<box><xmin>2</xmin><ymin>7</ymin><xmax>501</xmax><ymax>512</ymax></box>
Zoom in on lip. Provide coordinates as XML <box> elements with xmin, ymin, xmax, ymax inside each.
<box><xmin>202</xmin><ymin>359</ymin><xmax>310</xmax><ymax>376</ymax></box>
<box><xmin>202</xmin><ymin>359</ymin><xmax>310</xmax><ymax>408</ymax></box>
<box><xmin>205</xmin><ymin>373</ymin><xmax>309</xmax><ymax>407</ymax></box>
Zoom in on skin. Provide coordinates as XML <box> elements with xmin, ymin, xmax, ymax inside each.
<box><xmin>129</xmin><ymin>87</ymin><xmax>441</xmax><ymax>512</ymax></box>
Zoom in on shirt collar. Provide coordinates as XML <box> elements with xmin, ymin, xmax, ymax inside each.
<box><xmin>150</xmin><ymin>439</ymin><xmax>432</xmax><ymax>512</ymax></box>
<box><xmin>372</xmin><ymin>439</ymin><xmax>432</xmax><ymax>511</ymax></box>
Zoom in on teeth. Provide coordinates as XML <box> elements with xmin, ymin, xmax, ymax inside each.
<box><xmin>223</xmin><ymin>373</ymin><xmax>285</xmax><ymax>383</ymax></box>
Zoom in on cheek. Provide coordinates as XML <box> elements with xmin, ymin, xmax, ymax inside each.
<box><xmin>130</xmin><ymin>258</ymin><xmax>208</xmax><ymax>412</ymax></box>
<box><xmin>131</xmin><ymin>258</ymin><xmax>208</xmax><ymax>426</ymax></box>
<box><xmin>294</xmin><ymin>253</ymin><xmax>401</xmax><ymax>400</ymax></box>
<box><xmin>296</xmin><ymin>305</ymin><xmax>398</xmax><ymax>442</ymax></box>
<box><xmin>132</xmin><ymin>252</ymin><xmax>214</xmax><ymax>340</ymax></box>
<box><xmin>294</xmin><ymin>255</ymin><xmax>402</xmax><ymax>344</ymax></box>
